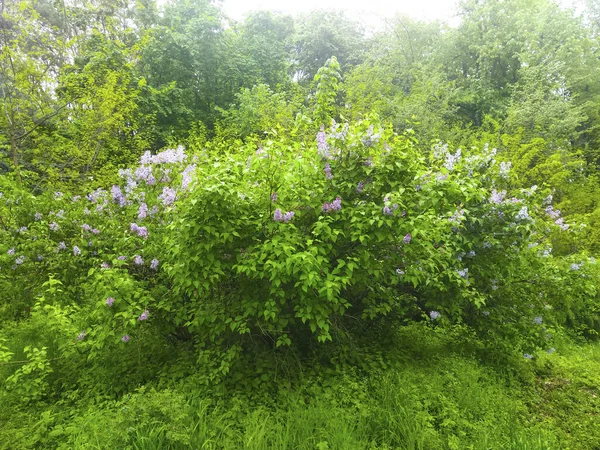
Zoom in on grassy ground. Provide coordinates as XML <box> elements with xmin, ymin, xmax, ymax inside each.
<box><xmin>2</xmin><ymin>324</ymin><xmax>600</xmax><ymax>449</ymax></box>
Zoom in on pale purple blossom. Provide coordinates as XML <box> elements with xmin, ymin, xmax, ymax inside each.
<box><xmin>159</xmin><ymin>187</ymin><xmax>177</xmax><ymax>206</ymax></box>
<box><xmin>458</xmin><ymin>268</ymin><xmax>469</xmax><ymax>278</ymax></box>
<box><xmin>121</xmin><ymin>335</ymin><xmax>130</xmax><ymax>343</ymax></box>
<box><xmin>111</xmin><ymin>185</ymin><xmax>127</xmax><ymax>207</ymax></box>
<box><xmin>274</xmin><ymin>209</ymin><xmax>283</xmax><ymax>222</ymax></box>
<box><xmin>130</xmin><ymin>223</ymin><xmax>148</xmax><ymax>239</ymax></box>
<box><xmin>489</xmin><ymin>189</ymin><xmax>506</xmax><ymax>204</ymax></box>
<box><xmin>49</xmin><ymin>222</ymin><xmax>59</xmax><ymax>231</ymax></box>
<box><xmin>444</xmin><ymin>149</ymin><xmax>461</xmax><ymax>171</ymax></box>
<box><xmin>283</xmin><ymin>211</ymin><xmax>295</xmax><ymax>223</ymax></box>
<box><xmin>429</xmin><ymin>311</ymin><xmax>441</xmax><ymax>320</ymax></box>
<box><xmin>403</xmin><ymin>233</ymin><xmax>412</xmax><ymax>244</ymax></box>
<box><xmin>76</xmin><ymin>331</ymin><xmax>86</xmax><ymax>341</ymax></box>
<box><xmin>533</xmin><ymin>316</ymin><xmax>543</xmax><ymax>325</ymax></box>
<box><xmin>317</xmin><ymin>127</ymin><xmax>330</xmax><ymax>159</ymax></box>
<box><xmin>138</xmin><ymin>310</ymin><xmax>149</xmax><ymax>321</ymax></box>
<box><xmin>118</xmin><ymin>255</ymin><xmax>127</xmax><ymax>261</ymax></box>
<box><xmin>383</xmin><ymin>206</ymin><xmax>394</xmax><ymax>215</ymax></box>
<box><xmin>516</xmin><ymin>206</ymin><xmax>530</xmax><ymax>221</ymax></box>
<box><xmin>15</xmin><ymin>255</ymin><xmax>25</xmax><ymax>265</ymax></box>
<box><xmin>83</xmin><ymin>208</ymin><xmax>91</xmax><ymax>215</ymax></box>
<box><xmin>57</xmin><ymin>242</ymin><xmax>66</xmax><ymax>251</ymax></box>
<box><xmin>150</xmin><ymin>259</ymin><xmax>159</xmax><ymax>270</ymax></box>
<box><xmin>34</xmin><ymin>212</ymin><xmax>42</xmax><ymax>221</ymax></box>
<box><xmin>356</xmin><ymin>182</ymin><xmax>365</xmax><ymax>193</ymax></box>
<box><xmin>181</xmin><ymin>164</ymin><xmax>196</xmax><ymax>190</ymax></box>
<box><xmin>322</xmin><ymin>197</ymin><xmax>342</xmax><ymax>213</ymax></box>
<box><xmin>134</xmin><ymin>255</ymin><xmax>143</xmax><ymax>265</ymax></box>
<box><xmin>571</xmin><ymin>262</ymin><xmax>583</xmax><ymax>271</ymax></box>
<box><xmin>73</xmin><ymin>246</ymin><xmax>81</xmax><ymax>256</ymax></box>
<box><xmin>324</xmin><ymin>163</ymin><xmax>333</xmax><ymax>180</ymax></box>
<box><xmin>7</xmin><ymin>248</ymin><xmax>14</xmax><ymax>255</ymax></box>
<box><xmin>271</xmin><ymin>192</ymin><xmax>278</xmax><ymax>202</ymax></box>
<box><xmin>101</xmin><ymin>262</ymin><xmax>111</xmax><ymax>269</ymax></box>
<box><xmin>499</xmin><ymin>161</ymin><xmax>511</xmax><ymax>178</ymax></box>
<box><xmin>82</xmin><ymin>223</ymin><xmax>92</xmax><ymax>232</ymax></box>
<box><xmin>92</xmin><ymin>228</ymin><xmax>100</xmax><ymax>235</ymax></box>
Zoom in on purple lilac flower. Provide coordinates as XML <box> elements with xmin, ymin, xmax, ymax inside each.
<box><xmin>361</xmin><ymin>125</ymin><xmax>380</xmax><ymax>147</ymax></box>
<box><xmin>150</xmin><ymin>205</ymin><xmax>159</xmax><ymax>216</ymax></box>
<box><xmin>150</xmin><ymin>259</ymin><xmax>159</xmax><ymax>270</ymax></box>
<box><xmin>15</xmin><ymin>255</ymin><xmax>25</xmax><ymax>265</ymax></box>
<box><xmin>49</xmin><ymin>222</ymin><xmax>59</xmax><ymax>231</ymax></box>
<box><xmin>444</xmin><ymin>149</ymin><xmax>461</xmax><ymax>171</ymax></box>
<box><xmin>403</xmin><ymin>233</ymin><xmax>412</xmax><ymax>244</ymax></box>
<box><xmin>92</xmin><ymin>228</ymin><xmax>100</xmax><ymax>235</ymax></box>
<box><xmin>271</xmin><ymin>192</ymin><xmax>278</xmax><ymax>202</ymax></box>
<box><xmin>152</xmin><ymin>146</ymin><xmax>187</xmax><ymax>164</ymax></box>
<box><xmin>449</xmin><ymin>208</ymin><xmax>465</xmax><ymax>224</ymax></box>
<box><xmin>317</xmin><ymin>127</ymin><xmax>330</xmax><ymax>159</ymax></box>
<box><xmin>73</xmin><ymin>246</ymin><xmax>81</xmax><ymax>256</ymax></box>
<box><xmin>436</xmin><ymin>173</ymin><xmax>448</xmax><ymax>182</ymax></box>
<box><xmin>489</xmin><ymin>189</ymin><xmax>506</xmax><ymax>204</ymax></box>
<box><xmin>324</xmin><ymin>163</ymin><xmax>333</xmax><ymax>180</ymax></box>
<box><xmin>356</xmin><ymin>182</ymin><xmax>365</xmax><ymax>193</ymax></box>
<box><xmin>138</xmin><ymin>310</ymin><xmax>149</xmax><ymax>321</ymax></box>
<box><xmin>533</xmin><ymin>316</ymin><xmax>543</xmax><ymax>325</ymax></box>
<box><xmin>458</xmin><ymin>268</ymin><xmax>469</xmax><ymax>278</ymax></box>
<box><xmin>467</xmin><ymin>250</ymin><xmax>476</xmax><ymax>258</ymax></box>
<box><xmin>134</xmin><ymin>255</ymin><xmax>143</xmax><ymax>265</ymax></box>
<box><xmin>86</xmin><ymin>188</ymin><xmax>103</xmax><ymax>203</ymax></box>
<box><xmin>181</xmin><ymin>164</ymin><xmax>196</xmax><ymax>190</ymax></box>
<box><xmin>118</xmin><ymin>255</ymin><xmax>127</xmax><ymax>261</ymax></box>
<box><xmin>274</xmin><ymin>209</ymin><xmax>283</xmax><ymax>222</ymax></box>
<box><xmin>383</xmin><ymin>206</ymin><xmax>394</xmax><ymax>216</ymax></box>
<box><xmin>429</xmin><ymin>311</ymin><xmax>441</xmax><ymax>320</ymax></box>
<box><xmin>101</xmin><ymin>262</ymin><xmax>111</xmax><ymax>269</ymax></box>
<box><xmin>159</xmin><ymin>187</ymin><xmax>177</xmax><ymax>206</ymax></box>
<box><xmin>499</xmin><ymin>161</ymin><xmax>511</xmax><ymax>178</ymax></box>
<box><xmin>130</xmin><ymin>223</ymin><xmax>148</xmax><ymax>239</ymax></box>
<box><xmin>76</xmin><ymin>331</ymin><xmax>86</xmax><ymax>341</ymax></box>
<box><xmin>34</xmin><ymin>212</ymin><xmax>42</xmax><ymax>221</ymax></box>
<box><xmin>516</xmin><ymin>206</ymin><xmax>530</xmax><ymax>221</ymax></box>
<box><xmin>396</xmin><ymin>268</ymin><xmax>404</xmax><ymax>276</ymax></box>
<box><xmin>322</xmin><ymin>197</ymin><xmax>342</xmax><ymax>213</ymax></box>
<box><xmin>57</xmin><ymin>242</ymin><xmax>66</xmax><ymax>251</ymax></box>
<box><xmin>121</xmin><ymin>335</ymin><xmax>130</xmax><ymax>343</ymax></box>
<box><xmin>571</xmin><ymin>262</ymin><xmax>583</xmax><ymax>271</ymax></box>
<box><xmin>82</xmin><ymin>223</ymin><xmax>92</xmax><ymax>232</ymax></box>
<box><xmin>7</xmin><ymin>248</ymin><xmax>14</xmax><ymax>255</ymax></box>
<box><xmin>136</xmin><ymin>202</ymin><xmax>148</xmax><ymax>220</ymax></box>
<box><xmin>363</xmin><ymin>157</ymin><xmax>373</xmax><ymax>167</ymax></box>
<box><xmin>283</xmin><ymin>211</ymin><xmax>295</xmax><ymax>222</ymax></box>
<box><xmin>106</xmin><ymin>297</ymin><xmax>115</xmax><ymax>306</ymax></box>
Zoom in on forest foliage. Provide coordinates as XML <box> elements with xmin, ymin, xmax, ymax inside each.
<box><xmin>2</xmin><ymin>0</ymin><xmax>600</xmax><ymax>448</ymax></box>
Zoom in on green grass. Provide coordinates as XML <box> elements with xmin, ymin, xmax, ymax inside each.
<box><xmin>2</xmin><ymin>324</ymin><xmax>600</xmax><ymax>449</ymax></box>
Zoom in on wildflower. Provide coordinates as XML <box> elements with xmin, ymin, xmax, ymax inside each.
<box><xmin>383</xmin><ymin>206</ymin><xmax>394</xmax><ymax>216</ymax></box>
<box><xmin>545</xmin><ymin>205</ymin><xmax>561</xmax><ymax>219</ymax></box>
<box><xmin>403</xmin><ymin>233</ymin><xmax>412</xmax><ymax>244</ymax></box>
<box><xmin>92</xmin><ymin>228</ymin><xmax>100</xmax><ymax>235</ymax></box>
<box><xmin>34</xmin><ymin>212</ymin><xmax>42</xmax><ymax>221</ymax></box>
<box><xmin>134</xmin><ymin>255</ymin><xmax>143</xmax><ymax>265</ymax></box>
<box><xmin>76</xmin><ymin>331</ymin><xmax>86</xmax><ymax>341</ymax></box>
<box><xmin>130</xmin><ymin>223</ymin><xmax>148</xmax><ymax>239</ymax></box>
<box><xmin>150</xmin><ymin>259</ymin><xmax>159</xmax><ymax>270</ymax></box>
<box><xmin>49</xmin><ymin>222</ymin><xmax>59</xmax><ymax>231</ymax></box>
<box><xmin>121</xmin><ymin>335</ymin><xmax>130</xmax><ymax>343</ymax></box>
<box><xmin>106</xmin><ymin>297</ymin><xmax>115</xmax><ymax>306</ymax></box>
<box><xmin>533</xmin><ymin>316</ymin><xmax>543</xmax><ymax>325</ymax></box>
<box><xmin>73</xmin><ymin>246</ymin><xmax>81</xmax><ymax>256</ymax></box>
<box><xmin>283</xmin><ymin>211</ymin><xmax>295</xmax><ymax>223</ymax></box>
<box><xmin>7</xmin><ymin>248</ymin><xmax>14</xmax><ymax>255</ymax></box>
<box><xmin>138</xmin><ymin>310</ymin><xmax>149</xmax><ymax>321</ymax></box>
<box><xmin>322</xmin><ymin>197</ymin><xmax>342</xmax><ymax>213</ymax></box>
<box><xmin>429</xmin><ymin>311</ymin><xmax>441</xmax><ymax>320</ymax></box>
<box><xmin>274</xmin><ymin>209</ymin><xmax>283</xmax><ymax>222</ymax></box>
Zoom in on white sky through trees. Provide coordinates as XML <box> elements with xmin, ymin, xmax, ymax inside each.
<box><xmin>218</xmin><ymin>0</ymin><xmax>581</xmax><ymax>29</ymax></box>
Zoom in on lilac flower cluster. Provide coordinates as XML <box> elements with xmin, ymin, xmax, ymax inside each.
<box><xmin>271</xmin><ymin>192</ymin><xmax>278</xmax><ymax>202</ymax></box>
<box><xmin>121</xmin><ymin>335</ymin><xmax>130</xmax><ymax>343</ymax></box>
<box><xmin>135</xmin><ymin>165</ymin><xmax>156</xmax><ymax>185</ymax></box>
<box><xmin>533</xmin><ymin>316</ymin><xmax>543</xmax><ymax>325</ymax></box>
<box><xmin>73</xmin><ymin>246</ymin><xmax>81</xmax><ymax>256</ymax></box>
<box><xmin>324</xmin><ymin>163</ymin><xmax>333</xmax><ymax>180</ymax></box>
<box><xmin>34</xmin><ymin>212</ymin><xmax>42</xmax><ymax>221</ymax></box>
<box><xmin>138</xmin><ymin>309</ymin><xmax>149</xmax><ymax>321</ymax></box>
<box><xmin>516</xmin><ymin>206</ymin><xmax>530</xmax><ymax>221</ymax></box>
<box><xmin>82</xmin><ymin>223</ymin><xmax>92</xmax><ymax>232</ymax></box>
<box><xmin>429</xmin><ymin>311</ymin><xmax>441</xmax><ymax>320</ymax></box>
<box><xmin>545</xmin><ymin>205</ymin><xmax>568</xmax><ymax>230</ymax></box>
<box><xmin>322</xmin><ymin>197</ymin><xmax>342</xmax><ymax>213</ymax></box>
<box><xmin>273</xmin><ymin>209</ymin><xmax>295</xmax><ymax>223</ymax></box>
<box><xmin>457</xmin><ymin>268</ymin><xmax>469</xmax><ymax>278</ymax></box>
<box><xmin>383</xmin><ymin>203</ymin><xmax>399</xmax><ymax>216</ymax></box>
<box><xmin>356</xmin><ymin>182</ymin><xmax>365</xmax><ymax>193</ymax></box>
<box><xmin>444</xmin><ymin>149</ymin><xmax>461</xmax><ymax>171</ymax></box>
<box><xmin>57</xmin><ymin>242</ymin><xmax>66</xmax><ymax>251</ymax></box>
<box><xmin>499</xmin><ymin>161</ymin><xmax>511</xmax><ymax>178</ymax></box>
<box><xmin>449</xmin><ymin>207</ymin><xmax>465</xmax><ymax>224</ymax></box>
<box><xmin>142</xmin><ymin>146</ymin><xmax>187</xmax><ymax>165</ymax></box>
<box><xmin>49</xmin><ymin>222</ymin><xmax>59</xmax><ymax>231</ymax></box>
<box><xmin>130</xmin><ymin>223</ymin><xmax>149</xmax><ymax>239</ymax></box>
<box><xmin>181</xmin><ymin>164</ymin><xmax>196</xmax><ymax>190</ymax></box>
<box><xmin>317</xmin><ymin>127</ymin><xmax>330</xmax><ymax>159</ymax></box>
<box><xmin>7</xmin><ymin>248</ymin><xmax>14</xmax><ymax>255</ymax></box>
<box><xmin>403</xmin><ymin>233</ymin><xmax>412</xmax><ymax>244</ymax></box>
<box><xmin>106</xmin><ymin>296</ymin><xmax>115</xmax><ymax>306</ymax></box>
<box><xmin>15</xmin><ymin>255</ymin><xmax>25</xmax><ymax>265</ymax></box>
<box><xmin>571</xmin><ymin>262</ymin><xmax>583</xmax><ymax>271</ymax></box>
<box><xmin>159</xmin><ymin>187</ymin><xmax>177</xmax><ymax>206</ymax></box>
<box><xmin>134</xmin><ymin>255</ymin><xmax>144</xmax><ymax>265</ymax></box>
<box><xmin>489</xmin><ymin>189</ymin><xmax>506</xmax><ymax>204</ymax></box>
<box><xmin>111</xmin><ymin>185</ymin><xmax>127</xmax><ymax>207</ymax></box>
<box><xmin>361</xmin><ymin>125</ymin><xmax>381</xmax><ymax>147</ymax></box>
<box><xmin>150</xmin><ymin>259</ymin><xmax>159</xmax><ymax>270</ymax></box>
<box><xmin>76</xmin><ymin>331</ymin><xmax>86</xmax><ymax>341</ymax></box>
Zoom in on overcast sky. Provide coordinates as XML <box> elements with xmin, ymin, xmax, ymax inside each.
<box><xmin>218</xmin><ymin>0</ymin><xmax>581</xmax><ymax>29</ymax></box>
